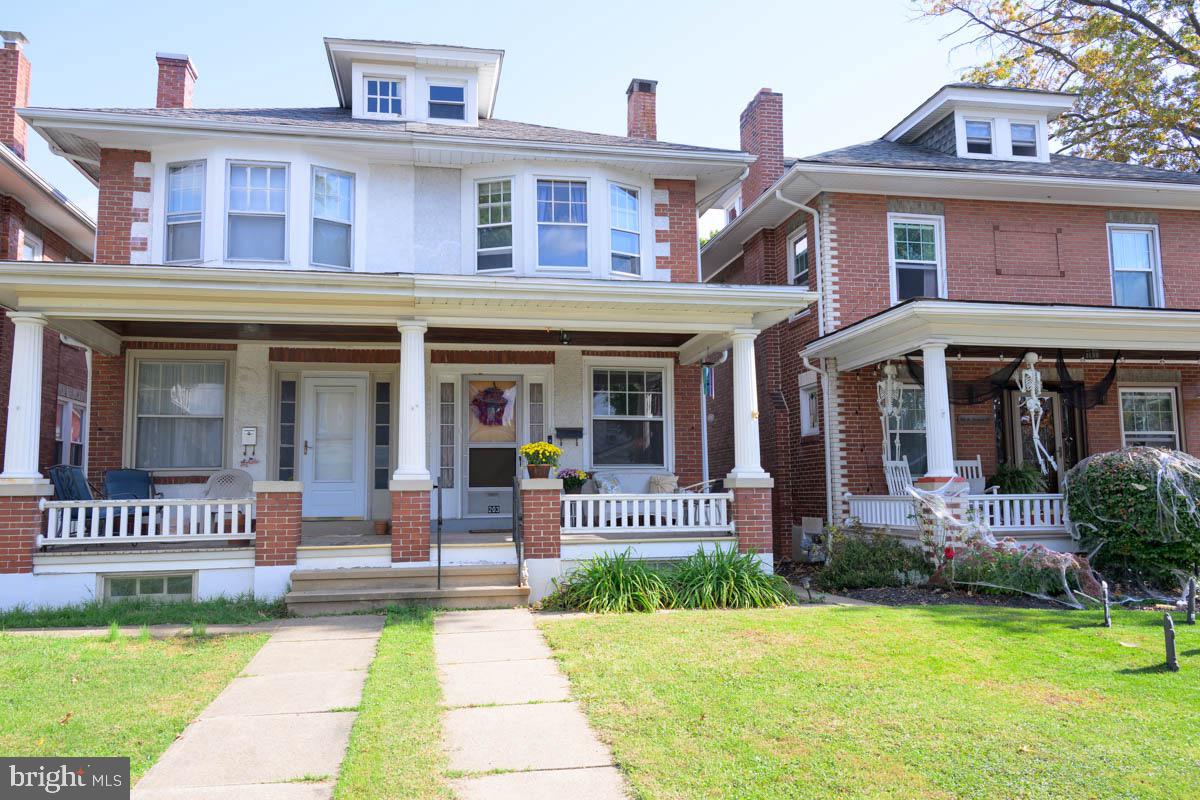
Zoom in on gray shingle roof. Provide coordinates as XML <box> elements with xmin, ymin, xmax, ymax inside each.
<box><xmin>796</xmin><ymin>139</ymin><xmax>1200</xmax><ymax>186</ymax></box>
<box><xmin>52</xmin><ymin>106</ymin><xmax>742</xmax><ymax>155</ymax></box>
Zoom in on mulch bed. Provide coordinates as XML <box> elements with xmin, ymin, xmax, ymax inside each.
<box><xmin>839</xmin><ymin>586</ymin><xmax>1071</xmax><ymax>610</ymax></box>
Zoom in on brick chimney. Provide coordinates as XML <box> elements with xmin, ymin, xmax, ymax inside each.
<box><xmin>156</xmin><ymin>52</ymin><xmax>197</xmax><ymax>109</ymax></box>
<box><xmin>0</xmin><ymin>31</ymin><xmax>31</xmax><ymax>159</ymax></box>
<box><xmin>626</xmin><ymin>78</ymin><xmax>657</xmax><ymax>140</ymax></box>
<box><xmin>739</xmin><ymin>88</ymin><xmax>784</xmax><ymax>208</ymax></box>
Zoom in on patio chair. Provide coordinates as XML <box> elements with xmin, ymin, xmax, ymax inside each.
<box><xmin>103</xmin><ymin>468</ymin><xmax>161</xmax><ymax>501</ymax></box>
<box><xmin>953</xmin><ymin>457</ymin><xmax>998</xmax><ymax>495</ymax></box>
<box><xmin>883</xmin><ymin>457</ymin><xmax>914</xmax><ymax>496</ymax></box>
<box><xmin>202</xmin><ymin>468</ymin><xmax>254</xmax><ymax>500</ymax></box>
<box><xmin>47</xmin><ymin>464</ymin><xmax>98</xmax><ymax>538</ymax></box>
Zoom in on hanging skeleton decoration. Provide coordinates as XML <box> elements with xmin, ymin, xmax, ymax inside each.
<box><xmin>1016</xmin><ymin>352</ymin><xmax>1058</xmax><ymax>475</ymax></box>
<box><xmin>876</xmin><ymin>363</ymin><xmax>905</xmax><ymax>460</ymax></box>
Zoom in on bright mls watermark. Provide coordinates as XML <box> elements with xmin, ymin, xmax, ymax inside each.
<box><xmin>1</xmin><ymin>758</ymin><xmax>128</xmax><ymax>798</ymax></box>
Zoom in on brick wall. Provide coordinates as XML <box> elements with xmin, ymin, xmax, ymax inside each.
<box><xmin>732</xmin><ymin>486</ymin><xmax>772</xmax><ymax>556</ymax></box>
<box><xmin>155</xmin><ymin>55</ymin><xmax>196</xmax><ymax>110</ymax></box>
<box><xmin>0</xmin><ymin>39</ymin><xmax>31</xmax><ymax>159</ymax></box>
<box><xmin>254</xmin><ymin>488</ymin><xmax>300</xmax><ymax>566</ymax></box>
<box><xmin>626</xmin><ymin>80</ymin><xmax>656</xmax><ymax>140</ymax></box>
<box><xmin>95</xmin><ymin>148</ymin><xmax>151</xmax><ymax>264</ymax></box>
<box><xmin>0</xmin><ymin>492</ymin><xmax>46</xmax><ymax>573</ymax></box>
<box><xmin>739</xmin><ymin>89</ymin><xmax>784</xmax><ymax>209</ymax></box>
<box><xmin>390</xmin><ymin>490</ymin><xmax>429</xmax><ymax>562</ymax></box>
<box><xmin>654</xmin><ymin>179</ymin><xmax>699</xmax><ymax>282</ymax></box>
<box><xmin>520</xmin><ymin>483</ymin><xmax>562</xmax><ymax>559</ymax></box>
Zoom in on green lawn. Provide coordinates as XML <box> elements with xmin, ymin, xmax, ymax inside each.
<box><xmin>0</xmin><ymin>596</ymin><xmax>289</xmax><ymax>629</ymax></box>
<box><xmin>335</xmin><ymin>607</ymin><xmax>451</xmax><ymax>800</ymax></box>
<box><xmin>0</xmin><ymin>632</ymin><xmax>267</xmax><ymax>781</ymax></box>
<box><xmin>540</xmin><ymin>605</ymin><xmax>1200</xmax><ymax>800</ymax></box>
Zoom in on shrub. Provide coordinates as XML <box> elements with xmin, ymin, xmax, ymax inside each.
<box><xmin>813</xmin><ymin>527</ymin><xmax>931</xmax><ymax>591</ymax></box>
<box><xmin>1064</xmin><ymin>447</ymin><xmax>1200</xmax><ymax>586</ymax></box>
<box><xmin>668</xmin><ymin>548</ymin><xmax>793</xmax><ymax>609</ymax></box>
<box><xmin>541</xmin><ymin>550</ymin><xmax>673</xmax><ymax>613</ymax></box>
<box><xmin>987</xmin><ymin>463</ymin><xmax>1048</xmax><ymax>494</ymax></box>
<box><xmin>940</xmin><ymin>538</ymin><xmax>1100</xmax><ymax>601</ymax></box>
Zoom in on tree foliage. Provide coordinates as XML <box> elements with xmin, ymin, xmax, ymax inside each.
<box><xmin>921</xmin><ymin>0</ymin><xmax>1200</xmax><ymax>170</ymax></box>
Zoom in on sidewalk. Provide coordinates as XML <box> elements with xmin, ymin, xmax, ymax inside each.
<box><xmin>434</xmin><ymin>608</ymin><xmax>629</xmax><ymax>800</ymax></box>
<box><xmin>131</xmin><ymin>615</ymin><xmax>384</xmax><ymax>800</ymax></box>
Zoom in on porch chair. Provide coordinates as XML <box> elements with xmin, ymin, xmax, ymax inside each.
<box><xmin>47</xmin><ymin>464</ymin><xmax>98</xmax><ymax>538</ymax></box>
<box><xmin>103</xmin><ymin>468</ymin><xmax>161</xmax><ymax>501</ymax></box>
<box><xmin>953</xmin><ymin>457</ymin><xmax>998</xmax><ymax>495</ymax></box>
<box><xmin>202</xmin><ymin>468</ymin><xmax>254</xmax><ymax>500</ymax></box>
<box><xmin>883</xmin><ymin>457</ymin><xmax>914</xmax><ymax>496</ymax></box>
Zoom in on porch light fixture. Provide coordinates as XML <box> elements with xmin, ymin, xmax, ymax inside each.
<box><xmin>559</xmin><ymin>330</ymin><xmax>572</xmax><ymax>345</ymax></box>
<box><xmin>876</xmin><ymin>362</ymin><xmax>905</xmax><ymax>459</ymax></box>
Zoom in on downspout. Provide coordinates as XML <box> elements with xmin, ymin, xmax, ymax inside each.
<box><xmin>699</xmin><ymin>349</ymin><xmax>729</xmax><ymax>487</ymax></box>
<box><xmin>803</xmin><ymin>355</ymin><xmax>835</xmax><ymax>525</ymax></box>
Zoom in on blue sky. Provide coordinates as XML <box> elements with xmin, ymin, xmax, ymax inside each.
<box><xmin>9</xmin><ymin>0</ymin><xmax>978</xmax><ymax>221</ymax></box>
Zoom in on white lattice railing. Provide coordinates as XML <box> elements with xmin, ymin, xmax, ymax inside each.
<box><xmin>846</xmin><ymin>493</ymin><xmax>1067</xmax><ymax>534</ymax></box>
<box><xmin>38</xmin><ymin>497</ymin><xmax>255</xmax><ymax>547</ymax></box>
<box><xmin>561</xmin><ymin>493</ymin><xmax>734</xmax><ymax>536</ymax></box>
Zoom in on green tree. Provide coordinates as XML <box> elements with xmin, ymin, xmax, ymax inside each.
<box><xmin>920</xmin><ymin>0</ymin><xmax>1200</xmax><ymax>170</ymax></box>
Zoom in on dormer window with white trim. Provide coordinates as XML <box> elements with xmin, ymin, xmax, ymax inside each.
<box><xmin>964</xmin><ymin>120</ymin><xmax>992</xmax><ymax>154</ymax></box>
<box><xmin>429</xmin><ymin>84</ymin><xmax>466</xmax><ymax>121</ymax></box>
<box><xmin>1010</xmin><ymin>122</ymin><xmax>1038</xmax><ymax>157</ymax></box>
<box><xmin>364</xmin><ymin>78</ymin><xmax>403</xmax><ymax>117</ymax></box>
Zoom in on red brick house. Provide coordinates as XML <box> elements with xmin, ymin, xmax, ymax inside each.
<box><xmin>0</xmin><ymin>31</ymin><xmax>94</xmax><ymax>483</ymax></box>
<box><xmin>0</xmin><ymin>37</ymin><xmax>808</xmax><ymax>611</ymax></box>
<box><xmin>703</xmin><ymin>83</ymin><xmax>1200</xmax><ymax>559</ymax></box>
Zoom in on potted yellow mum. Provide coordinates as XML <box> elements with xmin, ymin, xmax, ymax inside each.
<box><xmin>519</xmin><ymin>441</ymin><xmax>563</xmax><ymax>479</ymax></box>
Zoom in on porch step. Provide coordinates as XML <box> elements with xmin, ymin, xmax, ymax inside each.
<box><xmin>285</xmin><ymin>564</ymin><xmax>529</xmax><ymax>615</ymax></box>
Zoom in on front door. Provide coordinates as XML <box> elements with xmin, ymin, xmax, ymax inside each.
<box><xmin>464</xmin><ymin>377</ymin><xmax>520</xmax><ymax>519</ymax></box>
<box><xmin>1009</xmin><ymin>390</ymin><xmax>1080</xmax><ymax>492</ymax></box>
<box><xmin>300</xmin><ymin>375</ymin><xmax>368</xmax><ymax>518</ymax></box>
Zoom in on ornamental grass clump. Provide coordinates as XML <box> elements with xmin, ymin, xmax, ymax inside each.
<box><xmin>667</xmin><ymin>547</ymin><xmax>794</xmax><ymax>609</ymax></box>
<box><xmin>541</xmin><ymin>550</ymin><xmax>673</xmax><ymax>613</ymax></box>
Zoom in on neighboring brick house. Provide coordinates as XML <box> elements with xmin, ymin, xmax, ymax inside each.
<box><xmin>0</xmin><ymin>36</ymin><xmax>809</xmax><ymax>610</ymax></box>
<box><xmin>0</xmin><ymin>31</ymin><xmax>95</xmax><ymax>480</ymax></box>
<box><xmin>703</xmin><ymin>83</ymin><xmax>1200</xmax><ymax>558</ymax></box>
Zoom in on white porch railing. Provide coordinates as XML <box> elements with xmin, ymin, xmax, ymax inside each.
<box><xmin>847</xmin><ymin>493</ymin><xmax>1067</xmax><ymax>534</ymax></box>
<box><xmin>561</xmin><ymin>493</ymin><xmax>734</xmax><ymax>536</ymax></box>
<box><xmin>38</xmin><ymin>497</ymin><xmax>255</xmax><ymax>548</ymax></box>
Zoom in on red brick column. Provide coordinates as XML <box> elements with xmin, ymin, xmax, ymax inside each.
<box><xmin>730</xmin><ymin>484</ymin><xmax>773</xmax><ymax>558</ymax></box>
<box><xmin>390</xmin><ymin>481</ymin><xmax>431</xmax><ymax>563</ymax></box>
<box><xmin>0</xmin><ymin>484</ymin><xmax>53</xmax><ymax>574</ymax></box>
<box><xmin>253</xmin><ymin>481</ymin><xmax>301</xmax><ymax>567</ymax></box>
<box><xmin>520</xmin><ymin>478</ymin><xmax>562</xmax><ymax>560</ymax></box>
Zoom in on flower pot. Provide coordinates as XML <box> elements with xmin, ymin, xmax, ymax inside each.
<box><xmin>527</xmin><ymin>464</ymin><xmax>552</xmax><ymax>479</ymax></box>
<box><xmin>564</xmin><ymin>484</ymin><xmax>583</xmax><ymax>494</ymax></box>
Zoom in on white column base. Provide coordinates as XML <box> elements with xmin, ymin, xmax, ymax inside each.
<box><xmin>253</xmin><ymin>565</ymin><xmax>294</xmax><ymax>600</ymax></box>
<box><xmin>724</xmin><ymin>473</ymin><xmax>774</xmax><ymax>489</ymax></box>
<box><xmin>525</xmin><ymin>557</ymin><xmax>562</xmax><ymax>603</ymax></box>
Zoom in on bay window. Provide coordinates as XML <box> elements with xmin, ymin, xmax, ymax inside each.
<box><xmin>476</xmin><ymin>179</ymin><xmax>513</xmax><ymax>271</ymax></box>
<box><xmin>591</xmin><ymin>368</ymin><xmax>665</xmax><ymax>467</ymax></box>
<box><xmin>609</xmin><ymin>183</ymin><xmax>640</xmax><ymax>275</ymax></box>
<box><xmin>536</xmin><ymin>179</ymin><xmax>587</xmax><ymax>268</ymax></box>
<box><xmin>312</xmin><ymin>167</ymin><xmax>354</xmax><ymax>269</ymax></box>
<box><xmin>1109</xmin><ymin>225</ymin><xmax>1162</xmax><ymax>308</ymax></box>
<box><xmin>227</xmin><ymin>162</ymin><xmax>287</xmax><ymax>261</ymax></box>
<box><xmin>1120</xmin><ymin>388</ymin><xmax>1179</xmax><ymax>449</ymax></box>
<box><xmin>889</xmin><ymin>214</ymin><xmax>944</xmax><ymax>303</ymax></box>
<box><xmin>134</xmin><ymin>361</ymin><xmax>226</xmax><ymax>470</ymax></box>
<box><xmin>166</xmin><ymin>161</ymin><xmax>204</xmax><ymax>263</ymax></box>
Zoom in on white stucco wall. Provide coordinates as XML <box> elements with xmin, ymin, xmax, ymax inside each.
<box><xmin>414</xmin><ymin>167</ymin><xmax>461</xmax><ymax>272</ymax></box>
<box><xmin>366</xmin><ymin>164</ymin><xmax>415</xmax><ymax>273</ymax></box>
<box><xmin>232</xmin><ymin>343</ymin><xmax>271</xmax><ymax>481</ymax></box>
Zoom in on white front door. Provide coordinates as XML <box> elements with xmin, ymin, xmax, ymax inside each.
<box><xmin>300</xmin><ymin>375</ymin><xmax>368</xmax><ymax>518</ymax></box>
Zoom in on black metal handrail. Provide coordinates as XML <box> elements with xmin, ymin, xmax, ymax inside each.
<box><xmin>512</xmin><ymin>476</ymin><xmax>524</xmax><ymax>587</ymax></box>
<box><xmin>435</xmin><ymin>481</ymin><xmax>443</xmax><ymax>590</ymax></box>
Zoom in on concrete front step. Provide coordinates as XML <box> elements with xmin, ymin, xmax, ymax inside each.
<box><xmin>290</xmin><ymin>564</ymin><xmax>519</xmax><ymax>591</ymax></box>
<box><xmin>286</xmin><ymin>584</ymin><xmax>531</xmax><ymax>615</ymax></box>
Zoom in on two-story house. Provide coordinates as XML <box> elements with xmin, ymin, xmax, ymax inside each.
<box><xmin>703</xmin><ymin>83</ymin><xmax>1200</xmax><ymax>560</ymax></box>
<box><xmin>0</xmin><ymin>37</ymin><xmax>810</xmax><ymax>611</ymax></box>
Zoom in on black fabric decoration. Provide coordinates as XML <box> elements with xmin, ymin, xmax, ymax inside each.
<box><xmin>1056</xmin><ymin>349</ymin><xmax>1119</xmax><ymax>409</ymax></box>
<box><xmin>903</xmin><ymin>352</ymin><xmax>1024</xmax><ymax>406</ymax></box>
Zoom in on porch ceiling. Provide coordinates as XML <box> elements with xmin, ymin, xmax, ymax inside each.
<box><xmin>803</xmin><ymin>299</ymin><xmax>1200</xmax><ymax>372</ymax></box>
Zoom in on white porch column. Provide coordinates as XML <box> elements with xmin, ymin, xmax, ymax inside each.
<box><xmin>0</xmin><ymin>313</ymin><xmax>47</xmax><ymax>483</ymax></box>
<box><xmin>393</xmin><ymin>320</ymin><xmax>430</xmax><ymax>482</ymax></box>
<box><xmin>726</xmin><ymin>328</ymin><xmax>770</xmax><ymax>481</ymax></box>
<box><xmin>920</xmin><ymin>343</ymin><xmax>957</xmax><ymax>480</ymax></box>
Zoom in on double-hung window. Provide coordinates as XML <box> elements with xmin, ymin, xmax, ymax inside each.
<box><xmin>609</xmin><ymin>183</ymin><xmax>640</xmax><ymax>275</ymax></box>
<box><xmin>790</xmin><ymin>230</ymin><xmax>810</xmax><ymax>288</ymax></box>
<box><xmin>365</xmin><ymin>78</ymin><xmax>403</xmax><ymax>117</ymax></box>
<box><xmin>965</xmin><ymin>120</ymin><xmax>993</xmax><ymax>154</ymax></box>
<box><xmin>1109</xmin><ymin>225</ymin><xmax>1161</xmax><ymax>308</ymax></box>
<box><xmin>166</xmin><ymin>161</ymin><xmax>204</xmax><ymax>263</ymax></box>
<box><xmin>893</xmin><ymin>386</ymin><xmax>927</xmax><ymax>476</ymax></box>
<box><xmin>134</xmin><ymin>360</ymin><xmax>226</xmax><ymax>470</ymax></box>
<box><xmin>429</xmin><ymin>85</ymin><xmax>465</xmax><ymax>120</ymax></box>
<box><xmin>889</xmin><ymin>215</ymin><xmax>944</xmax><ymax>303</ymax></box>
<box><xmin>311</xmin><ymin>167</ymin><xmax>354</xmax><ymax>269</ymax></box>
<box><xmin>591</xmin><ymin>368</ymin><xmax>665</xmax><ymax>467</ymax></box>
<box><xmin>799</xmin><ymin>383</ymin><xmax>820</xmax><ymax>436</ymax></box>
<box><xmin>55</xmin><ymin>398</ymin><xmax>86</xmax><ymax>466</ymax></box>
<box><xmin>227</xmin><ymin>163</ymin><xmax>287</xmax><ymax>261</ymax></box>
<box><xmin>1120</xmin><ymin>388</ymin><xmax>1179</xmax><ymax>449</ymax></box>
<box><xmin>536</xmin><ymin>179</ymin><xmax>588</xmax><ymax>268</ymax></box>
<box><xmin>19</xmin><ymin>230</ymin><xmax>42</xmax><ymax>261</ymax></box>
<box><xmin>1010</xmin><ymin>123</ymin><xmax>1038</xmax><ymax>157</ymax></box>
<box><xmin>476</xmin><ymin>179</ymin><xmax>513</xmax><ymax>271</ymax></box>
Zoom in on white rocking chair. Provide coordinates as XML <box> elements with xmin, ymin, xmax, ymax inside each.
<box><xmin>883</xmin><ymin>457</ymin><xmax>914</xmax><ymax>496</ymax></box>
<box><xmin>953</xmin><ymin>456</ymin><xmax>998</xmax><ymax>495</ymax></box>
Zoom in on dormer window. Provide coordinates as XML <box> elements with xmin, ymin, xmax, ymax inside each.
<box><xmin>964</xmin><ymin>120</ymin><xmax>992</xmax><ymax>154</ymax></box>
<box><xmin>429</xmin><ymin>85</ymin><xmax>466</xmax><ymax>121</ymax></box>
<box><xmin>365</xmin><ymin>78</ymin><xmax>403</xmax><ymax>117</ymax></box>
<box><xmin>1010</xmin><ymin>123</ymin><xmax>1038</xmax><ymax>157</ymax></box>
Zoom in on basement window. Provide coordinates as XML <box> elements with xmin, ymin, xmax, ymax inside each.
<box><xmin>105</xmin><ymin>573</ymin><xmax>195</xmax><ymax>603</ymax></box>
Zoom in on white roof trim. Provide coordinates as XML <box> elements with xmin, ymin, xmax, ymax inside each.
<box><xmin>885</xmin><ymin>85</ymin><xmax>1076</xmax><ymax>143</ymax></box>
<box><xmin>0</xmin><ymin>144</ymin><xmax>95</xmax><ymax>256</ymax></box>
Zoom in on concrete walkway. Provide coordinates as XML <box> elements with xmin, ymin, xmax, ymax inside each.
<box><xmin>132</xmin><ymin>615</ymin><xmax>384</xmax><ymax>800</ymax></box>
<box><xmin>435</xmin><ymin>608</ymin><xmax>629</xmax><ymax>800</ymax></box>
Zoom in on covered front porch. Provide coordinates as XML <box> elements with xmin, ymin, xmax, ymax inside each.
<box><xmin>803</xmin><ymin>299</ymin><xmax>1200</xmax><ymax>548</ymax></box>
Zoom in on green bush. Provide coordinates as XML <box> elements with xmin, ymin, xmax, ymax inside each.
<box><xmin>541</xmin><ymin>550</ymin><xmax>673</xmax><ymax>613</ymax></box>
<box><xmin>668</xmin><ymin>548</ymin><xmax>794</xmax><ymax>609</ymax></box>
<box><xmin>813</xmin><ymin>528</ymin><xmax>931</xmax><ymax>591</ymax></box>
<box><xmin>1064</xmin><ymin>447</ymin><xmax>1200</xmax><ymax>586</ymax></box>
<box><xmin>940</xmin><ymin>539</ymin><xmax>1098</xmax><ymax>599</ymax></box>
<box><xmin>986</xmin><ymin>463</ymin><xmax>1048</xmax><ymax>494</ymax></box>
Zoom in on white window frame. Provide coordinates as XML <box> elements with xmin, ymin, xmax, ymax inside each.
<box><xmin>535</xmin><ymin>177</ymin><xmax>589</xmax><ymax>270</ymax></box>
<box><xmin>1118</xmin><ymin>387</ymin><xmax>1181</xmax><ymax>449</ymax></box>
<box><xmin>363</xmin><ymin>76</ymin><xmax>405</xmax><ymax>119</ymax></box>
<box><xmin>225</xmin><ymin>160</ymin><xmax>289</xmax><ymax>263</ymax></box>
<box><xmin>788</xmin><ymin>227</ymin><xmax>811</xmax><ymax>289</ymax></box>
<box><xmin>310</xmin><ymin>165</ymin><xmax>355</xmax><ymax>270</ymax></box>
<box><xmin>893</xmin><ymin>384</ymin><xmax>927</xmax><ymax>476</ymax></box>
<box><xmin>475</xmin><ymin>176</ymin><xmax>514</xmax><ymax>273</ymax></box>
<box><xmin>799</xmin><ymin>380</ymin><xmax>820</xmax><ymax>436</ymax></box>
<box><xmin>126</xmin><ymin>353</ymin><xmax>232</xmax><ymax>474</ymax></box>
<box><xmin>887</xmin><ymin>212</ymin><xmax>947</xmax><ymax>305</ymax></box>
<box><xmin>584</xmin><ymin>359</ymin><xmax>674</xmax><ymax>472</ymax></box>
<box><xmin>954</xmin><ymin>112</ymin><xmax>1049</xmax><ymax>163</ymax></box>
<box><xmin>608</xmin><ymin>181</ymin><xmax>641</xmax><ymax>276</ymax></box>
<box><xmin>1009</xmin><ymin>121</ymin><xmax>1039</xmax><ymax>158</ymax></box>
<box><xmin>963</xmin><ymin>118</ymin><xmax>994</xmax><ymax>155</ymax></box>
<box><xmin>55</xmin><ymin>396</ymin><xmax>87</xmax><ymax>467</ymax></box>
<box><xmin>1107</xmin><ymin>223</ymin><xmax>1164</xmax><ymax>308</ymax></box>
<box><xmin>164</xmin><ymin>160</ymin><xmax>205</xmax><ymax>265</ymax></box>
<box><xmin>428</xmin><ymin>81</ymin><xmax>467</xmax><ymax>122</ymax></box>
<box><xmin>18</xmin><ymin>229</ymin><xmax>43</xmax><ymax>261</ymax></box>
